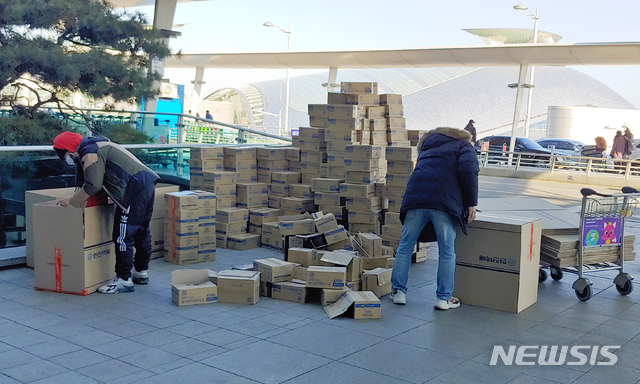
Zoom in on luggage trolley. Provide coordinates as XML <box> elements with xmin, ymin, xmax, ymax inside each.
<box><xmin>570</xmin><ymin>187</ymin><xmax>638</xmax><ymax>301</ymax></box>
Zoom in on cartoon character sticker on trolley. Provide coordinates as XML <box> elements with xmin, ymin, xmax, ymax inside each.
<box><xmin>583</xmin><ymin>216</ymin><xmax>621</xmax><ymax>246</ymax></box>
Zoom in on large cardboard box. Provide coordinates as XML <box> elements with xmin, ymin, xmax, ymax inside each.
<box><xmin>320</xmin><ymin>251</ymin><xmax>362</xmax><ymax>281</ymax></box>
<box><xmin>287</xmin><ymin>247</ymin><xmax>317</xmax><ymax>267</ymax></box>
<box><xmin>191</xmin><ymin>147</ymin><xmax>224</xmax><ymax>160</ymax></box>
<box><xmin>227</xmin><ymin>233</ymin><xmax>260</xmax><ymax>250</ymax></box>
<box><xmin>321</xmin><ymin>288</ymin><xmax>349</xmax><ymax>306</ymax></box>
<box><xmin>306</xmin><ymin>266</ymin><xmax>346</xmax><ymax>289</ymax></box>
<box><xmin>253</xmin><ymin>258</ymin><xmax>295</xmax><ymax>283</ymax></box>
<box><xmin>324</xmin><ymin>291</ymin><xmax>381</xmax><ymax>319</ymax></box>
<box><xmin>454</xmin><ymin>213</ymin><xmax>541</xmax><ymax>313</ymax></box>
<box><xmin>171</xmin><ymin>269</ymin><xmax>218</xmax><ymax>306</ymax></box>
<box><xmin>271</xmin><ymin>281</ymin><xmax>308</xmax><ymax>303</ymax></box>
<box><xmin>278</xmin><ymin>213</ymin><xmax>315</xmax><ymax>235</ymax></box>
<box><xmin>217</xmin><ymin>208</ymin><xmax>249</xmax><ymax>223</ymax></box>
<box><xmin>33</xmin><ymin>201</ymin><xmax>116</xmax><ymax>294</ymax></box>
<box><xmin>345</xmin><ymin>145</ymin><xmax>383</xmax><ymax>159</ymax></box>
<box><xmin>340</xmin><ymin>82</ymin><xmax>377</xmax><ymax>94</ymax></box>
<box><xmin>216</xmin><ymin>270</ymin><xmax>260</xmax><ymax>304</ymax></box>
<box><xmin>357</xmin><ymin>232</ymin><xmax>383</xmax><ymax>257</ymax></box>
<box><xmin>340</xmin><ymin>183</ymin><xmax>375</xmax><ymax>198</ymax></box>
<box><xmin>362</xmin><ymin>268</ymin><xmax>392</xmax><ymax>298</ymax></box>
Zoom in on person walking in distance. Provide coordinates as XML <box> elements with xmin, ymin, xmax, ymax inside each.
<box><xmin>463</xmin><ymin>119</ymin><xmax>477</xmax><ymax>143</ymax></box>
<box><xmin>611</xmin><ymin>130</ymin><xmax>626</xmax><ymax>170</ymax></box>
<box><xmin>623</xmin><ymin>126</ymin><xmax>635</xmax><ymax>160</ymax></box>
<box><xmin>390</xmin><ymin>127</ymin><xmax>479</xmax><ymax>309</ymax></box>
<box><xmin>53</xmin><ymin>131</ymin><xmax>159</xmax><ymax>294</ymax></box>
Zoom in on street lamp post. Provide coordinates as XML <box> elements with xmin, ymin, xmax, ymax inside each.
<box><xmin>263</xmin><ymin>22</ymin><xmax>292</xmax><ymax>136</ymax></box>
<box><xmin>514</xmin><ymin>4</ymin><xmax>539</xmax><ymax>138</ymax></box>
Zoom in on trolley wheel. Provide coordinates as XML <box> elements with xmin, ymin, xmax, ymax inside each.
<box><xmin>550</xmin><ymin>266</ymin><xmax>563</xmax><ymax>281</ymax></box>
<box><xmin>572</xmin><ymin>278</ymin><xmax>593</xmax><ymax>301</ymax></box>
<box><xmin>539</xmin><ymin>269</ymin><xmax>548</xmax><ymax>283</ymax></box>
<box><xmin>614</xmin><ymin>273</ymin><xmax>634</xmax><ymax>296</ymax></box>
<box><xmin>575</xmin><ymin>285</ymin><xmax>593</xmax><ymax>301</ymax></box>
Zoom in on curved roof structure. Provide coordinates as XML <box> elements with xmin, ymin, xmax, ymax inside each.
<box><xmin>204</xmin><ymin>66</ymin><xmax>637</xmax><ymax>138</ymax></box>
<box><xmin>463</xmin><ymin>28</ymin><xmax>563</xmax><ymax>45</ymax></box>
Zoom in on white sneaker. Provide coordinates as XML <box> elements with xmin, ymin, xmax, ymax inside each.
<box><xmin>98</xmin><ymin>277</ymin><xmax>135</xmax><ymax>294</ymax></box>
<box><xmin>390</xmin><ymin>290</ymin><xmax>406</xmax><ymax>305</ymax></box>
<box><xmin>434</xmin><ymin>296</ymin><xmax>460</xmax><ymax>310</ymax></box>
<box><xmin>131</xmin><ymin>270</ymin><xmax>149</xmax><ymax>284</ymax></box>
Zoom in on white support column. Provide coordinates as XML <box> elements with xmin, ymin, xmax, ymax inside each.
<box><xmin>190</xmin><ymin>66</ymin><xmax>205</xmax><ymax>116</ymax></box>
<box><xmin>509</xmin><ymin>64</ymin><xmax>529</xmax><ymax>164</ymax></box>
<box><xmin>327</xmin><ymin>67</ymin><xmax>338</xmax><ymax>94</ymax></box>
<box><xmin>142</xmin><ymin>0</ymin><xmax>178</xmax><ymax>132</ymax></box>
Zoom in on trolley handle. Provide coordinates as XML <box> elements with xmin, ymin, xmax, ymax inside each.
<box><xmin>580</xmin><ymin>188</ymin><xmax>611</xmax><ymax>198</ymax></box>
<box><xmin>622</xmin><ymin>186</ymin><xmax>640</xmax><ymax>194</ymax></box>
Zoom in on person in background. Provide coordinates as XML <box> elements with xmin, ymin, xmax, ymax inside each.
<box><xmin>595</xmin><ymin>136</ymin><xmax>607</xmax><ymax>157</ymax></box>
<box><xmin>463</xmin><ymin>119</ymin><xmax>477</xmax><ymax>143</ymax></box>
<box><xmin>53</xmin><ymin>131</ymin><xmax>159</xmax><ymax>294</ymax></box>
<box><xmin>205</xmin><ymin>110</ymin><xmax>213</xmax><ymax>120</ymax></box>
<box><xmin>390</xmin><ymin>127</ymin><xmax>479</xmax><ymax>309</ymax></box>
<box><xmin>623</xmin><ymin>126</ymin><xmax>635</xmax><ymax>160</ymax></box>
<box><xmin>611</xmin><ymin>130</ymin><xmax>626</xmax><ymax>170</ymax></box>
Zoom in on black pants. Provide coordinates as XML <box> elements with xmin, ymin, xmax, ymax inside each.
<box><xmin>112</xmin><ymin>182</ymin><xmax>155</xmax><ymax>280</ymax></box>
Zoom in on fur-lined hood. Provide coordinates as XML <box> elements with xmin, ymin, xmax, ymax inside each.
<box><xmin>417</xmin><ymin>127</ymin><xmax>472</xmax><ymax>149</ymax></box>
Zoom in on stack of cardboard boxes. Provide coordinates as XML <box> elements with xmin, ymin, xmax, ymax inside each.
<box><xmin>216</xmin><ymin>207</ymin><xmax>260</xmax><ymax>251</ymax></box>
<box><xmin>201</xmin><ymin>170</ymin><xmax>237</xmax><ymax>209</ymax></box>
<box><xmin>224</xmin><ymin>147</ymin><xmax>257</xmax><ymax>183</ymax></box>
<box><xmin>189</xmin><ymin>147</ymin><xmax>224</xmax><ymax>190</ymax></box>
<box><xmin>164</xmin><ymin>190</ymin><xmax>217</xmax><ymax>265</ymax></box>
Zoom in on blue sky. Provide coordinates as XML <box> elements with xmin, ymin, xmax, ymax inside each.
<box><xmin>129</xmin><ymin>0</ymin><xmax>640</xmax><ymax>108</ymax></box>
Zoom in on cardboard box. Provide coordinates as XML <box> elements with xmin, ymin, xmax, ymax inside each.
<box><xmin>320</xmin><ymin>251</ymin><xmax>362</xmax><ymax>282</ymax></box>
<box><xmin>165</xmin><ymin>233</ymin><xmax>200</xmax><ymax>249</ymax></box>
<box><xmin>290</xmin><ymin>184</ymin><xmax>313</xmax><ymax>198</ymax></box>
<box><xmin>369</xmin><ymin>119</ymin><xmax>387</xmax><ymax>131</ymax></box>
<box><xmin>272</xmin><ymin>171</ymin><xmax>301</xmax><ymax>185</ymax></box>
<box><xmin>386</xmin><ymin>173</ymin><xmax>411</xmax><ymax>188</ymax></box>
<box><xmin>387</xmin><ymin>160</ymin><xmax>415</xmax><ymax>174</ymax></box>
<box><xmin>382</xmin><ymin>224</ymin><xmax>403</xmax><ymax>240</ymax></box>
<box><xmin>236</xmin><ymin>193</ymin><xmax>269</xmax><ymax>208</ymax></box>
<box><xmin>324</xmin><ymin>226</ymin><xmax>349</xmax><ymax>245</ymax></box>
<box><xmin>379</xmin><ymin>94</ymin><xmax>402</xmax><ymax>105</ymax></box>
<box><xmin>253</xmin><ymin>258</ymin><xmax>295</xmax><ymax>283</ymax></box>
<box><xmin>278</xmin><ymin>214</ymin><xmax>316</xmax><ymax>236</ymax></box>
<box><xmin>361</xmin><ymin>256</ymin><xmax>394</xmax><ymax>270</ymax></box>
<box><xmin>312</xmin><ymin>178</ymin><xmax>342</xmax><ymax>193</ymax></box>
<box><xmin>308</xmin><ymin>104</ymin><xmax>329</xmax><ymax>118</ymax></box>
<box><xmin>216</xmin><ymin>196</ymin><xmax>237</xmax><ymax>209</ymax></box>
<box><xmin>298</xmin><ymin>138</ymin><xmax>327</xmax><ymax>152</ymax></box>
<box><xmin>365</xmin><ymin>106</ymin><xmax>386</xmax><ymax>119</ymax></box>
<box><xmin>299</xmin><ymin>127</ymin><xmax>326</xmax><ymax>140</ymax></box>
<box><xmin>314</xmin><ymin>212</ymin><xmax>339</xmax><ymax>233</ymax></box>
<box><xmin>385</xmin><ymin>146</ymin><xmax>417</xmax><ymax>161</ymax></box>
<box><xmin>286</xmin><ymin>147</ymin><xmax>300</xmax><ymax>161</ymax></box>
<box><xmin>350</xmin><ymin>223</ymin><xmax>380</xmax><ymax>235</ymax></box>
<box><xmin>216</xmin><ymin>222</ymin><xmax>247</xmax><ymax>236</ymax></box>
<box><xmin>385</xmin><ymin>104</ymin><xmax>403</xmax><ymax>118</ymax></box>
<box><xmin>191</xmin><ymin>147</ymin><xmax>224</xmax><ymax>160</ymax></box>
<box><xmin>386</xmin><ymin>117</ymin><xmax>406</xmax><ymax>130</ymax></box>
<box><xmin>348</xmin><ymin>210</ymin><xmax>381</xmax><ymax>225</ymax></box>
<box><xmin>32</xmin><ymin>201</ymin><xmax>116</xmax><ymax>294</ymax></box>
<box><xmin>257</xmin><ymin>148</ymin><xmax>287</xmax><ymax>161</ymax></box>
<box><xmin>321</xmin><ymin>288</ymin><xmax>349</xmax><ymax>306</ymax></box>
<box><xmin>150</xmin><ymin>217</ymin><xmax>165</xmax><ymax>251</ymax></box>
<box><xmin>257</xmin><ymin>160</ymin><xmax>289</xmax><ymax>172</ymax></box>
<box><xmin>340</xmin><ymin>183</ymin><xmax>375</xmax><ymax>198</ymax></box>
<box><xmin>164</xmin><ymin>247</ymin><xmax>199</xmax><ymax>265</ymax></box>
<box><xmin>324</xmin><ymin>291</ymin><xmax>381</xmax><ymax>319</ymax></box>
<box><xmin>249</xmin><ymin>207</ymin><xmax>280</xmax><ymax>225</ymax></box>
<box><xmin>300</xmin><ymin>150</ymin><xmax>326</xmax><ymax>164</ymax></box>
<box><xmin>216</xmin><ymin>234</ymin><xmax>227</xmax><ymax>249</ymax></box>
<box><xmin>327</xmin><ymin>92</ymin><xmax>347</xmax><ymax>104</ymax></box>
<box><xmin>454</xmin><ymin>213</ymin><xmax>541</xmax><ymax>313</ymax></box>
<box><xmin>223</xmin><ymin>158</ymin><xmax>257</xmax><ymax>172</ymax></box>
<box><xmin>306</xmin><ymin>266</ymin><xmax>347</xmax><ymax>289</ymax></box>
<box><xmin>281</xmin><ymin>197</ymin><xmax>314</xmax><ymax>213</ymax></box>
<box><xmin>217</xmin><ymin>208</ymin><xmax>249</xmax><ymax>224</ymax></box>
<box><xmin>227</xmin><ymin>233</ymin><xmax>261</xmax><ymax>250</ymax></box>
<box><xmin>345</xmin><ymin>197</ymin><xmax>382</xmax><ymax>211</ymax></box>
<box><xmin>203</xmin><ymin>170</ymin><xmax>237</xmax><ymax>185</ymax></box>
<box><xmin>235</xmin><ymin>170</ymin><xmax>258</xmax><ymax>183</ymax></box>
<box><xmin>326</xmin><ymin>104</ymin><xmax>366</xmax><ymax>119</ymax></box>
<box><xmin>340</xmin><ymin>82</ymin><xmax>377</xmax><ymax>94</ymax></box>
<box><xmin>171</xmin><ymin>269</ymin><xmax>218</xmax><ymax>306</ymax></box>
<box><xmin>271</xmin><ymin>281</ymin><xmax>308</xmax><ymax>303</ymax></box>
<box><xmin>309</xmin><ymin>116</ymin><xmax>329</xmax><ymax>128</ymax></box>
<box><xmin>287</xmin><ymin>247</ymin><xmax>318</xmax><ymax>267</ymax></box>
<box><xmin>357</xmin><ymin>232</ymin><xmax>383</xmax><ymax>257</ymax></box>
<box><xmin>313</xmin><ymin>192</ymin><xmax>342</xmax><ymax>207</ymax></box>
<box><xmin>237</xmin><ymin>182</ymin><xmax>269</xmax><ymax>196</ymax></box>
<box><xmin>165</xmin><ymin>191</ymin><xmax>199</xmax><ymax>210</ymax></box>
<box><xmin>223</xmin><ymin>147</ymin><xmax>257</xmax><ymax>160</ymax></box>
<box><xmin>216</xmin><ymin>270</ymin><xmax>260</xmax><ymax>304</ymax></box>
<box><xmin>190</xmin><ymin>158</ymin><xmax>224</xmax><ymax>172</ymax></box>
<box><xmin>362</xmin><ymin>268</ymin><xmax>392</xmax><ymax>298</ymax></box>
<box><xmin>268</xmin><ymin>195</ymin><xmax>282</xmax><ymax>209</ymax></box>
<box><xmin>344</xmin><ymin>158</ymin><xmax>385</xmax><ymax>172</ymax></box>
<box><xmin>345</xmin><ymin>145</ymin><xmax>382</xmax><ymax>159</ymax></box>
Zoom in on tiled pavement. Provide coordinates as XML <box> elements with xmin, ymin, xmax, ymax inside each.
<box><xmin>2</xmin><ymin>240</ymin><xmax>640</xmax><ymax>384</ymax></box>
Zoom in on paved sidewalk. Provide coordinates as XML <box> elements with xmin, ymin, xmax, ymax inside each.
<box><xmin>2</xmin><ymin>236</ymin><xmax>640</xmax><ymax>384</ymax></box>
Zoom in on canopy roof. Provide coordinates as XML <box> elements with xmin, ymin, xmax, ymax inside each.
<box><xmin>165</xmin><ymin>42</ymin><xmax>640</xmax><ymax>69</ymax></box>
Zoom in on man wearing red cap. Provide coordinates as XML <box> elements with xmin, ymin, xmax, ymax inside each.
<box><xmin>53</xmin><ymin>131</ymin><xmax>159</xmax><ymax>293</ymax></box>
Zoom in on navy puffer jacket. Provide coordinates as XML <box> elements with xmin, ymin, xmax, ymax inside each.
<box><xmin>400</xmin><ymin>127</ymin><xmax>479</xmax><ymax>235</ymax></box>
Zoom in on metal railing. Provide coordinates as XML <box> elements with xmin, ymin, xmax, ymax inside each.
<box><xmin>477</xmin><ymin>150</ymin><xmax>640</xmax><ymax>179</ymax></box>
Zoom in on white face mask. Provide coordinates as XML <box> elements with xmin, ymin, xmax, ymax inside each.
<box><xmin>65</xmin><ymin>153</ymin><xmax>75</xmax><ymax>166</ymax></box>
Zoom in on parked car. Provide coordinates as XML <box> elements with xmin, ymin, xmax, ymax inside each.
<box><xmin>536</xmin><ymin>138</ymin><xmax>585</xmax><ymax>157</ymax></box>
<box><xmin>475</xmin><ymin>135</ymin><xmax>565</xmax><ymax>167</ymax></box>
